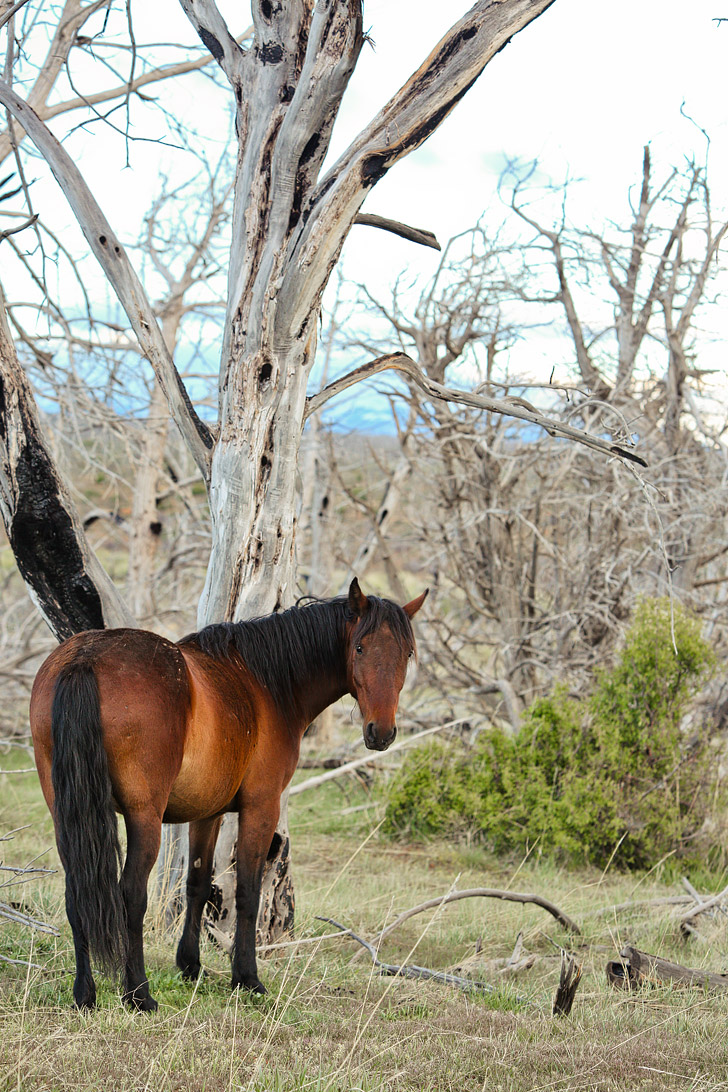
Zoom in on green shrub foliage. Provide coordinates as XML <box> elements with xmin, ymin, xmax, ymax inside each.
<box><xmin>385</xmin><ymin>600</ymin><xmax>718</xmax><ymax>868</ymax></box>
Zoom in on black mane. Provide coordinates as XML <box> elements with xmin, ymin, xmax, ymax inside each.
<box><xmin>179</xmin><ymin>594</ymin><xmax>414</xmax><ymax>720</ymax></box>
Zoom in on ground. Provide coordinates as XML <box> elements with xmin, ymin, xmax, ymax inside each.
<box><xmin>2</xmin><ymin>743</ymin><xmax>728</xmax><ymax>1092</ymax></box>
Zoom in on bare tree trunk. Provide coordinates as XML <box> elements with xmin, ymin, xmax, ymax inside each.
<box><xmin>202</xmin><ymin>344</ymin><xmax>312</xmax><ymax>945</ymax></box>
<box><xmin>159</xmin><ymin>344</ymin><xmax>312</xmax><ymax>937</ymax></box>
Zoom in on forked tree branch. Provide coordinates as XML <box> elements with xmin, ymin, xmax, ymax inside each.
<box><xmin>0</xmin><ymin>80</ymin><xmax>214</xmax><ymax>479</ymax></box>
<box><xmin>224</xmin><ymin>0</ymin><xmax>363</xmax><ymax>360</ymax></box>
<box><xmin>0</xmin><ymin>0</ymin><xmax>33</xmax><ymax>32</ymax></box>
<box><xmin>305</xmin><ymin>353</ymin><xmax>647</xmax><ymax>466</ymax></box>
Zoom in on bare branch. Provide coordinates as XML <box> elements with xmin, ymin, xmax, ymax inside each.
<box><xmin>305</xmin><ymin>353</ymin><xmax>647</xmax><ymax>466</ymax></box>
<box><xmin>354</xmin><ymin>213</ymin><xmax>440</xmax><ymax>251</ymax></box>
<box><xmin>678</xmin><ymin>882</ymin><xmax>728</xmax><ymax>925</ymax></box>
<box><xmin>373</xmin><ymin>889</ymin><xmax>582</xmax><ymax>945</ymax></box>
<box><xmin>316</xmin><ymin>916</ymin><xmax>505</xmax><ymax>997</ymax></box>
<box><xmin>43</xmin><ymin>28</ymin><xmax>254</xmax><ymax>122</ymax></box>
<box><xmin>0</xmin><ymin>0</ymin><xmax>33</xmax><ymax>33</ymax></box>
<box><xmin>290</xmin><ymin>719</ymin><xmax>467</xmax><ymax>797</ymax></box>
<box><xmin>279</xmin><ymin>0</ymin><xmax>556</xmax><ymax>337</ymax></box>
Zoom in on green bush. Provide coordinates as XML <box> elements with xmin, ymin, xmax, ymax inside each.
<box><xmin>384</xmin><ymin>599</ymin><xmax>719</xmax><ymax>868</ymax></box>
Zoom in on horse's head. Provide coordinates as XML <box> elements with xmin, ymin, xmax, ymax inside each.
<box><xmin>345</xmin><ymin>578</ymin><xmax>428</xmax><ymax>751</ymax></box>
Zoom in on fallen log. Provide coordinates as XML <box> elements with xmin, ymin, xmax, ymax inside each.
<box><xmin>606</xmin><ymin>945</ymin><xmax>728</xmax><ymax>992</ymax></box>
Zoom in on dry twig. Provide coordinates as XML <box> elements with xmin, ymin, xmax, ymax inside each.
<box><xmin>316</xmin><ymin>915</ymin><xmax>504</xmax><ymax>997</ymax></box>
<box><xmin>0</xmin><ymin>900</ymin><xmax>59</xmax><ymax>935</ymax></box>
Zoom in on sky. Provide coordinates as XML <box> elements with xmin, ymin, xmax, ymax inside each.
<box><xmin>9</xmin><ymin>0</ymin><xmax>728</xmax><ymax>427</ymax></box>
<box><xmin>325</xmin><ymin>0</ymin><xmax>728</xmax><ymax>297</ymax></box>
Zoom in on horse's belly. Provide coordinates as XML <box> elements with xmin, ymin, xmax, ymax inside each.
<box><xmin>163</xmin><ymin>725</ymin><xmax>250</xmax><ymax>823</ymax></box>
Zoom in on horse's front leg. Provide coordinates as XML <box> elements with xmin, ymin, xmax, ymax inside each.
<box><xmin>231</xmin><ymin>796</ymin><xmax>281</xmax><ymax>995</ymax></box>
<box><xmin>121</xmin><ymin>811</ymin><xmax>162</xmax><ymax>1012</ymax></box>
<box><xmin>176</xmin><ymin>815</ymin><xmax>222</xmax><ymax>981</ymax></box>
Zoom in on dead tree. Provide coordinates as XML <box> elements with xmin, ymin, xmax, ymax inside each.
<box><xmin>336</xmin><ymin>152</ymin><xmax>728</xmax><ymax>721</ymax></box>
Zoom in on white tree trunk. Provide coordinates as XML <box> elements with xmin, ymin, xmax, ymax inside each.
<box><xmin>200</xmin><ymin>349</ymin><xmax>311</xmax><ymax>945</ymax></box>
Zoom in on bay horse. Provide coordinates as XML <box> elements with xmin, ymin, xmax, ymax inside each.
<box><xmin>29</xmin><ymin>578</ymin><xmax>427</xmax><ymax>1011</ymax></box>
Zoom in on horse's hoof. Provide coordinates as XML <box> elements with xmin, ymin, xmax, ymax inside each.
<box><xmin>73</xmin><ymin>978</ymin><xmax>96</xmax><ymax>1010</ymax></box>
<box><xmin>179</xmin><ymin>963</ymin><xmax>201</xmax><ymax>982</ymax></box>
<box><xmin>123</xmin><ymin>991</ymin><xmax>159</xmax><ymax>1013</ymax></box>
<box><xmin>232</xmin><ymin>978</ymin><xmax>266</xmax><ymax>996</ymax></box>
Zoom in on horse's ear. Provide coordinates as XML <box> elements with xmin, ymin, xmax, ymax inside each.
<box><xmin>403</xmin><ymin>589</ymin><xmax>429</xmax><ymax>618</ymax></box>
<box><xmin>348</xmin><ymin>577</ymin><xmax>369</xmax><ymax>616</ymax></box>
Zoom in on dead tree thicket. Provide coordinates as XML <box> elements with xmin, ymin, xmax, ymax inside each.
<box><xmin>0</xmin><ymin>0</ymin><xmax>569</xmax><ymax>943</ymax></box>
<box><xmin>338</xmin><ymin>151</ymin><xmax>728</xmax><ymax>727</ymax></box>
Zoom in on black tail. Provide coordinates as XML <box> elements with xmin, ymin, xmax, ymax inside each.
<box><xmin>51</xmin><ymin>656</ymin><xmax>127</xmax><ymax>975</ymax></box>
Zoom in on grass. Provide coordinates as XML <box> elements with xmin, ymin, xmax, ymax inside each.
<box><xmin>3</xmin><ymin>742</ymin><xmax>728</xmax><ymax>1090</ymax></box>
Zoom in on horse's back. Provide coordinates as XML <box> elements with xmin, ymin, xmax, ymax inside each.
<box><xmin>30</xmin><ymin>629</ymin><xmax>191</xmax><ymax>817</ymax></box>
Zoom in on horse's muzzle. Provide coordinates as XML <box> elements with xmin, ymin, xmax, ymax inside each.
<box><xmin>364</xmin><ymin>723</ymin><xmax>397</xmax><ymax>751</ymax></box>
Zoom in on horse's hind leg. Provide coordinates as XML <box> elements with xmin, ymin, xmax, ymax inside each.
<box><xmin>121</xmin><ymin>811</ymin><xmax>161</xmax><ymax>1012</ymax></box>
<box><xmin>66</xmin><ymin>886</ymin><xmax>96</xmax><ymax>1009</ymax></box>
<box><xmin>176</xmin><ymin>815</ymin><xmax>222</xmax><ymax>981</ymax></box>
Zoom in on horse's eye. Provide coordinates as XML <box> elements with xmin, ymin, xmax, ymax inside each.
<box><xmin>408</xmin><ymin>649</ymin><xmax>414</xmax><ymax>659</ymax></box>
<box><xmin>355</xmin><ymin>644</ymin><xmax>363</xmax><ymax>655</ymax></box>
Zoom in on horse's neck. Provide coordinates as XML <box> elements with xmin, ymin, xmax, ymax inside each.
<box><xmin>275</xmin><ymin>615</ymin><xmax>350</xmax><ymax>731</ymax></box>
<box><xmin>294</xmin><ymin>657</ymin><xmax>350</xmax><ymax>731</ymax></box>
